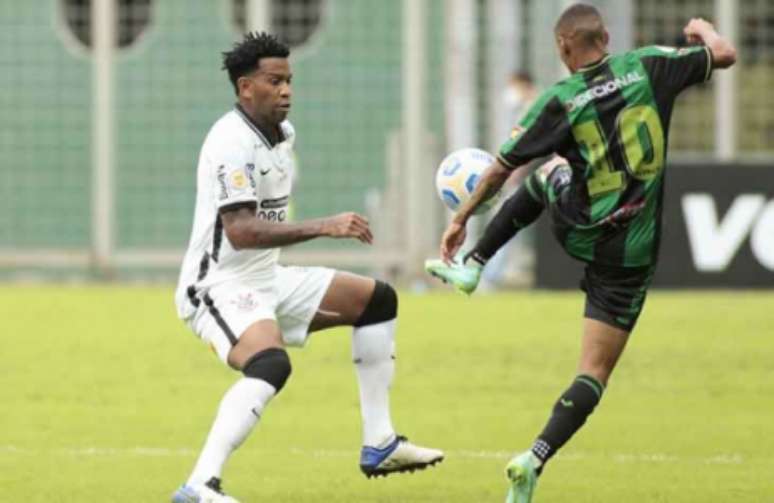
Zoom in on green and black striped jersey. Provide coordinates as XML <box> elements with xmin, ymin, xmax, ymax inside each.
<box><xmin>499</xmin><ymin>45</ymin><xmax>713</xmax><ymax>267</ymax></box>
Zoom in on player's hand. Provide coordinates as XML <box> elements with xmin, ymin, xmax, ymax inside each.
<box><xmin>683</xmin><ymin>18</ymin><xmax>715</xmax><ymax>44</ymax></box>
<box><xmin>440</xmin><ymin>221</ymin><xmax>466</xmax><ymax>264</ymax></box>
<box><xmin>322</xmin><ymin>212</ymin><xmax>373</xmax><ymax>244</ymax></box>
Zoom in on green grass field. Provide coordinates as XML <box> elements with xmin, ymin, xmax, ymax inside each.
<box><xmin>1</xmin><ymin>286</ymin><xmax>773</xmax><ymax>502</ymax></box>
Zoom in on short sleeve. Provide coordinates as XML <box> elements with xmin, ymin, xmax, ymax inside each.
<box><xmin>498</xmin><ymin>92</ymin><xmax>569</xmax><ymax>169</ymax></box>
<box><xmin>637</xmin><ymin>45</ymin><xmax>713</xmax><ymax>95</ymax></box>
<box><xmin>206</xmin><ymin>139</ymin><xmax>257</xmax><ymax>210</ymax></box>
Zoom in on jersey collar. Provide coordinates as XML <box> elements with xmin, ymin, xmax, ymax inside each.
<box><xmin>578</xmin><ymin>54</ymin><xmax>611</xmax><ymax>73</ymax></box>
<box><xmin>234</xmin><ymin>104</ymin><xmax>286</xmax><ymax>148</ymax></box>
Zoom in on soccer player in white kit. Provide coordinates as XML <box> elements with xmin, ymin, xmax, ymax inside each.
<box><xmin>171</xmin><ymin>33</ymin><xmax>443</xmax><ymax>502</ymax></box>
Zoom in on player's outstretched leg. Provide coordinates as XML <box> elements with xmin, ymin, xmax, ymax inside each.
<box><xmin>502</xmin><ymin>372</ymin><xmax>604</xmax><ymax>503</ymax></box>
<box><xmin>426</xmin><ymin>176</ymin><xmax>545</xmax><ymax>294</ymax></box>
<box><xmin>503</xmin><ymin>317</ymin><xmax>629</xmax><ymax>501</ymax></box>
<box><xmin>350</xmin><ymin>281</ymin><xmax>444</xmax><ymax>476</ymax></box>
<box><xmin>172</xmin><ymin>323</ymin><xmax>290</xmax><ymax>503</ymax></box>
<box><xmin>311</xmin><ymin>275</ymin><xmax>444</xmax><ymax>477</ymax></box>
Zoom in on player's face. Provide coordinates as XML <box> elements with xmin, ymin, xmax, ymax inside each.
<box><xmin>243</xmin><ymin>57</ymin><xmax>293</xmax><ymax>124</ymax></box>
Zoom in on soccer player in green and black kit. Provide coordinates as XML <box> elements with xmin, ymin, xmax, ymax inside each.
<box><xmin>425</xmin><ymin>4</ymin><xmax>736</xmax><ymax>502</ymax></box>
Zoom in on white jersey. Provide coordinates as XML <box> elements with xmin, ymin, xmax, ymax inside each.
<box><xmin>175</xmin><ymin>106</ymin><xmax>296</xmax><ymax>321</ymax></box>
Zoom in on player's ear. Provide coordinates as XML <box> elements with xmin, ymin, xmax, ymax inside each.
<box><xmin>237</xmin><ymin>75</ymin><xmax>253</xmax><ymax>100</ymax></box>
<box><xmin>557</xmin><ymin>35</ymin><xmax>568</xmax><ymax>55</ymax></box>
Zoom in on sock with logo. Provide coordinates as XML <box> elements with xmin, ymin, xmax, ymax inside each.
<box><xmin>530</xmin><ymin>374</ymin><xmax>604</xmax><ymax>469</ymax></box>
<box><xmin>465</xmin><ymin>181</ymin><xmax>544</xmax><ymax>265</ymax></box>
<box><xmin>187</xmin><ymin>378</ymin><xmax>276</xmax><ymax>486</ymax></box>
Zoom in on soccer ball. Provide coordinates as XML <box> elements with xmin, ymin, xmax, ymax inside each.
<box><xmin>435</xmin><ymin>148</ymin><xmax>500</xmax><ymax>214</ymax></box>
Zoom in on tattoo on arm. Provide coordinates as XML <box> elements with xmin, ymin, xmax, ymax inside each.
<box><xmin>220</xmin><ymin>204</ymin><xmax>326</xmax><ymax>250</ymax></box>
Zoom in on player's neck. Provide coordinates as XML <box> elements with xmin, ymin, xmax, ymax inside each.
<box><xmin>573</xmin><ymin>50</ymin><xmax>609</xmax><ymax>73</ymax></box>
<box><xmin>235</xmin><ymin>102</ymin><xmax>282</xmax><ymax>145</ymax></box>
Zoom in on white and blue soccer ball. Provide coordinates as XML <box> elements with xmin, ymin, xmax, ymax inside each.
<box><xmin>435</xmin><ymin>147</ymin><xmax>500</xmax><ymax>214</ymax></box>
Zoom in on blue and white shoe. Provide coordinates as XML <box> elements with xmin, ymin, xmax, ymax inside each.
<box><xmin>360</xmin><ymin>435</ymin><xmax>444</xmax><ymax>478</ymax></box>
<box><xmin>171</xmin><ymin>477</ymin><xmax>239</xmax><ymax>503</ymax></box>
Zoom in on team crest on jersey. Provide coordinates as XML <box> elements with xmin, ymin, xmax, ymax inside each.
<box><xmin>231</xmin><ymin>292</ymin><xmax>259</xmax><ymax>312</ymax></box>
<box><xmin>510</xmin><ymin>126</ymin><xmax>525</xmax><ymax>139</ymax></box>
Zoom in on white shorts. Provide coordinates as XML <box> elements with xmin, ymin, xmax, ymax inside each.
<box><xmin>188</xmin><ymin>265</ymin><xmax>336</xmax><ymax>363</ymax></box>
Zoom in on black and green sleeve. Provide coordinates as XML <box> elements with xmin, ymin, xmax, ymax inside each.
<box><xmin>637</xmin><ymin>45</ymin><xmax>713</xmax><ymax>96</ymax></box>
<box><xmin>498</xmin><ymin>90</ymin><xmax>569</xmax><ymax>170</ymax></box>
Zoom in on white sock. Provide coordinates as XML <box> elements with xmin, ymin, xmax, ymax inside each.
<box><xmin>187</xmin><ymin>377</ymin><xmax>276</xmax><ymax>486</ymax></box>
<box><xmin>352</xmin><ymin>319</ymin><xmax>397</xmax><ymax>447</ymax></box>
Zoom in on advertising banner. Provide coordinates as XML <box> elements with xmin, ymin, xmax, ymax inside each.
<box><xmin>535</xmin><ymin>164</ymin><xmax>774</xmax><ymax>288</ymax></box>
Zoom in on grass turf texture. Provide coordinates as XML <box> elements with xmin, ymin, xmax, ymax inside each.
<box><xmin>1</xmin><ymin>286</ymin><xmax>773</xmax><ymax>502</ymax></box>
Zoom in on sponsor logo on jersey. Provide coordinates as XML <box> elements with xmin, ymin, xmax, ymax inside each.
<box><xmin>261</xmin><ymin>195</ymin><xmax>290</xmax><ymax>209</ymax></box>
<box><xmin>257</xmin><ymin>209</ymin><xmax>287</xmax><ymax>222</ymax></box>
<box><xmin>598</xmin><ymin>199</ymin><xmax>646</xmax><ymax>227</ymax></box>
<box><xmin>244</xmin><ymin>163</ymin><xmax>257</xmax><ymax>189</ymax></box>
<box><xmin>565</xmin><ymin>71</ymin><xmax>645</xmax><ymax>112</ymax></box>
<box><xmin>216</xmin><ymin>165</ymin><xmax>228</xmax><ymax>200</ymax></box>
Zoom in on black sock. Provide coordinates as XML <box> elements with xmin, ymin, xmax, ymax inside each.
<box><xmin>531</xmin><ymin>375</ymin><xmax>604</xmax><ymax>467</ymax></box>
<box><xmin>465</xmin><ymin>181</ymin><xmax>544</xmax><ymax>265</ymax></box>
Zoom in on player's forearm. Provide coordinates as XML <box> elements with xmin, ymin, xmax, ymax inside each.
<box><xmin>229</xmin><ymin>218</ymin><xmax>328</xmax><ymax>249</ymax></box>
<box><xmin>452</xmin><ymin>160</ymin><xmax>512</xmax><ymax>225</ymax></box>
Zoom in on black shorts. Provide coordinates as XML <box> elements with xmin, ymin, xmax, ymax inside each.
<box><xmin>580</xmin><ymin>263</ymin><xmax>655</xmax><ymax>332</ymax></box>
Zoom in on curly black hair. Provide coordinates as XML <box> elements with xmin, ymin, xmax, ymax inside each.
<box><xmin>222</xmin><ymin>32</ymin><xmax>290</xmax><ymax>95</ymax></box>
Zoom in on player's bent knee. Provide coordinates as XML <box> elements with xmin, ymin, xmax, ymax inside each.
<box><xmin>242</xmin><ymin>348</ymin><xmax>292</xmax><ymax>393</ymax></box>
<box><xmin>353</xmin><ymin>280</ymin><xmax>397</xmax><ymax>327</ymax></box>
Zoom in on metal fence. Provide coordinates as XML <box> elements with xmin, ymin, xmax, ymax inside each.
<box><xmin>0</xmin><ymin>0</ymin><xmax>768</xmax><ymax>282</ymax></box>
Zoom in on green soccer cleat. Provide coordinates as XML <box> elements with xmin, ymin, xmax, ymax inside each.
<box><xmin>504</xmin><ymin>451</ymin><xmax>539</xmax><ymax>503</ymax></box>
<box><xmin>424</xmin><ymin>258</ymin><xmax>482</xmax><ymax>295</ymax></box>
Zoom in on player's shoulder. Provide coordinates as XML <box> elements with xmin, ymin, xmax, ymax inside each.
<box><xmin>206</xmin><ymin>109</ymin><xmax>253</xmax><ymax>143</ymax></box>
<box><xmin>631</xmin><ymin>44</ymin><xmax>705</xmax><ymax>60</ymax></box>
<box><xmin>543</xmin><ymin>73</ymin><xmax>588</xmax><ymax>109</ymax></box>
<box><xmin>279</xmin><ymin>120</ymin><xmax>296</xmax><ymax>145</ymax></box>
<box><xmin>202</xmin><ymin>110</ymin><xmax>254</xmax><ymax>154</ymax></box>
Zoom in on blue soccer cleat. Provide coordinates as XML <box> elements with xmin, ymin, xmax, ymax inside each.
<box><xmin>360</xmin><ymin>435</ymin><xmax>444</xmax><ymax>478</ymax></box>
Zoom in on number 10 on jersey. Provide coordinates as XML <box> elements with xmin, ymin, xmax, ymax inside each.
<box><xmin>574</xmin><ymin>104</ymin><xmax>666</xmax><ymax>198</ymax></box>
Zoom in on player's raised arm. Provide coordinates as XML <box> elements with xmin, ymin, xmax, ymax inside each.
<box><xmin>439</xmin><ymin>92</ymin><xmax>566</xmax><ymax>263</ymax></box>
<box><xmin>438</xmin><ymin>159</ymin><xmax>512</xmax><ymax>263</ymax></box>
<box><xmin>453</xmin><ymin>159</ymin><xmax>513</xmax><ymax>225</ymax></box>
<box><xmin>221</xmin><ymin>204</ymin><xmax>373</xmax><ymax>249</ymax></box>
<box><xmin>683</xmin><ymin>18</ymin><xmax>737</xmax><ymax>69</ymax></box>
